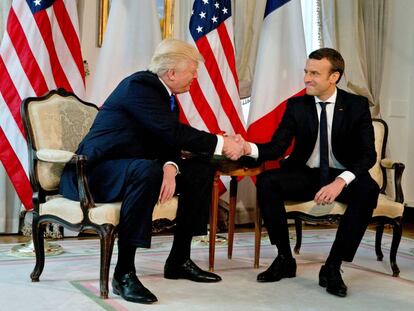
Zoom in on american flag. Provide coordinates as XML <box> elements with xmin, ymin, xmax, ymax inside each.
<box><xmin>177</xmin><ymin>0</ymin><xmax>246</xmax><ymax>138</ymax></box>
<box><xmin>0</xmin><ymin>0</ymin><xmax>85</xmax><ymax>210</ymax></box>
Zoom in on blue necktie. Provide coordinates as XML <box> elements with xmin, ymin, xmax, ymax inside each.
<box><xmin>319</xmin><ymin>102</ymin><xmax>329</xmax><ymax>186</ymax></box>
<box><xmin>169</xmin><ymin>95</ymin><xmax>175</xmax><ymax>112</ymax></box>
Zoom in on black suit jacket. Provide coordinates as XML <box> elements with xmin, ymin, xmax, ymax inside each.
<box><xmin>256</xmin><ymin>88</ymin><xmax>376</xmax><ymax>178</ymax></box>
<box><xmin>60</xmin><ymin>71</ymin><xmax>217</xmax><ymax>201</ymax></box>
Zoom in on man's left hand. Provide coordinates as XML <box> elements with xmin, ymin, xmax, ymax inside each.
<box><xmin>314</xmin><ymin>177</ymin><xmax>347</xmax><ymax>205</ymax></box>
<box><xmin>159</xmin><ymin>164</ymin><xmax>177</xmax><ymax>203</ymax></box>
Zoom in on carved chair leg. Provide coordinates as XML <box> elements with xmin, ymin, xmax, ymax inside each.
<box><xmin>227</xmin><ymin>176</ymin><xmax>238</xmax><ymax>260</ymax></box>
<box><xmin>294</xmin><ymin>219</ymin><xmax>302</xmax><ymax>254</ymax></box>
<box><xmin>98</xmin><ymin>225</ymin><xmax>117</xmax><ymax>299</ymax></box>
<box><xmin>375</xmin><ymin>224</ymin><xmax>384</xmax><ymax>261</ymax></box>
<box><xmin>31</xmin><ymin>219</ymin><xmax>46</xmax><ymax>282</ymax></box>
<box><xmin>209</xmin><ymin>174</ymin><xmax>220</xmax><ymax>272</ymax></box>
<box><xmin>390</xmin><ymin>220</ymin><xmax>402</xmax><ymax>277</ymax></box>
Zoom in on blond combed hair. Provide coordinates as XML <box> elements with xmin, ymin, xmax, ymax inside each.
<box><xmin>148</xmin><ymin>39</ymin><xmax>204</xmax><ymax>75</ymax></box>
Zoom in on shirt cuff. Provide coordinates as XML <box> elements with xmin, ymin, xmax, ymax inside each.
<box><xmin>163</xmin><ymin>161</ymin><xmax>180</xmax><ymax>175</ymax></box>
<box><xmin>248</xmin><ymin>142</ymin><xmax>259</xmax><ymax>159</ymax></box>
<box><xmin>214</xmin><ymin>135</ymin><xmax>224</xmax><ymax>155</ymax></box>
<box><xmin>337</xmin><ymin>171</ymin><xmax>355</xmax><ymax>185</ymax></box>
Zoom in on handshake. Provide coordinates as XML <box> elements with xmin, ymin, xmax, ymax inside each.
<box><xmin>222</xmin><ymin>134</ymin><xmax>252</xmax><ymax>161</ymax></box>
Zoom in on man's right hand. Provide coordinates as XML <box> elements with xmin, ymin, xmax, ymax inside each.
<box><xmin>223</xmin><ymin>134</ymin><xmax>244</xmax><ymax>160</ymax></box>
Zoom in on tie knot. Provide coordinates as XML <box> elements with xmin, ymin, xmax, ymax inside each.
<box><xmin>319</xmin><ymin>102</ymin><xmax>328</xmax><ymax>109</ymax></box>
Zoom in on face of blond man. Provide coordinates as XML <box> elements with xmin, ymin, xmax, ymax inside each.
<box><xmin>164</xmin><ymin>60</ymin><xmax>198</xmax><ymax>94</ymax></box>
<box><xmin>303</xmin><ymin>58</ymin><xmax>340</xmax><ymax>101</ymax></box>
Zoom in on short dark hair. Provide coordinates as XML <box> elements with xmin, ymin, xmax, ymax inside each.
<box><xmin>308</xmin><ymin>48</ymin><xmax>345</xmax><ymax>84</ymax></box>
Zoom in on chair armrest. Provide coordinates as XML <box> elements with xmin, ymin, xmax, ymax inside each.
<box><xmin>380</xmin><ymin>158</ymin><xmax>403</xmax><ymax>169</ymax></box>
<box><xmin>36</xmin><ymin>149</ymin><xmax>75</xmax><ymax>163</ymax></box>
<box><xmin>380</xmin><ymin>158</ymin><xmax>405</xmax><ymax>203</ymax></box>
<box><xmin>37</xmin><ymin>151</ymin><xmax>96</xmax><ymax>212</ymax></box>
<box><xmin>73</xmin><ymin>154</ymin><xmax>96</xmax><ymax>211</ymax></box>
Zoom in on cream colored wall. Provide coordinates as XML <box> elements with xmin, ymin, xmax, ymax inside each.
<box><xmin>379</xmin><ymin>0</ymin><xmax>414</xmax><ymax>206</ymax></box>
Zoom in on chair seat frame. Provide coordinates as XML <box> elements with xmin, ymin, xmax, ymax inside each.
<box><xmin>21</xmin><ymin>89</ymin><xmax>118</xmax><ymax>298</ymax></box>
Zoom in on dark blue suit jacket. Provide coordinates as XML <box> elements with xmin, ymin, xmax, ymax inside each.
<box><xmin>59</xmin><ymin>71</ymin><xmax>217</xmax><ymax>201</ymax></box>
<box><xmin>257</xmin><ymin>88</ymin><xmax>376</xmax><ymax>178</ymax></box>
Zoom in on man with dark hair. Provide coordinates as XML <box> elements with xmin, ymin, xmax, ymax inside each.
<box><xmin>243</xmin><ymin>48</ymin><xmax>379</xmax><ymax>297</ymax></box>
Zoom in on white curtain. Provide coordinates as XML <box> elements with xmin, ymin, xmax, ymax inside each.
<box><xmin>232</xmin><ymin>0</ymin><xmax>267</xmax><ymax>98</ymax></box>
<box><xmin>320</xmin><ymin>0</ymin><xmax>388</xmax><ymax>116</ymax></box>
<box><xmin>89</xmin><ymin>0</ymin><xmax>161</xmax><ymax>106</ymax></box>
<box><xmin>0</xmin><ymin>0</ymin><xmax>20</xmax><ymax>233</ymax></box>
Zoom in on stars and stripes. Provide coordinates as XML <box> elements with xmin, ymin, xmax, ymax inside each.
<box><xmin>0</xmin><ymin>0</ymin><xmax>85</xmax><ymax>210</ymax></box>
<box><xmin>177</xmin><ymin>0</ymin><xmax>246</xmax><ymax>139</ymax></box>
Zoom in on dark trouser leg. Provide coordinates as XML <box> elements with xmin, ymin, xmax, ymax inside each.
<box><xmin>167</xmin><ymin>159</ymin><xmax>215</xmax><ymax>265</ymax></box>
<box><xmin>114</xmin><ymin>160</ymin><xmax>163</xmax><ymax>276</ymax></box>
<box><xmin>327</xmin><ymin>172</ymin><xmax>379</xmax><ymax>264</ymax></box>
<box><xmin>117</xmin><ymin>159</ymin><xmax>163</xmax><ymax>248</ymax></box>
<box><xmin>256</xmin><ymin>167</ymin><xmax>319</xmax><ymax>258</ymax></box>
<box><xmin>114</xmin><ymin>243</ymin><xmax>138</xmax><ymax>278</ymax></box>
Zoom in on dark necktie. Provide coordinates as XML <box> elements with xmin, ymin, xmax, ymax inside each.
<box><xmin>319</xmin><ymin>102</ymin><xmax>329</xmax><ymax>186</ymax></box>
<box><xmin>169</xmin><ymin>95</ymin><xmax>176</xmax><ymax>112</ymax></box>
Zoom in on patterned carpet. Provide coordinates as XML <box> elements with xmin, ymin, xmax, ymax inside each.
<box><xmin>1</xmin><ymin>229</ymin><xmax>414</xmax><ymax>311</ymax></box>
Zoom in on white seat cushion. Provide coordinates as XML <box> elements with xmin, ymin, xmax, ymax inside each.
<box><xmin>40</xmin><ymin>196</ymin><xmax>178</xmax><ymax>226</ymax></box>
<box><xmin>285</xmin><ymin>193</ymin><xmax>404</xmax><ymax>219</ymax></box>
<box><xmin>285</xmin><ymin>200</ymin><xmax>346</xmax><ymax>217</ymax></box>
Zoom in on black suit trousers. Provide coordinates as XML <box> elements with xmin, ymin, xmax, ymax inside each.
<box><xmin>175</xmin><ymin>158</ymin><xmax>216</xmax><ymax>237</ymax></box>
<box><xmin>84</xmin><ymin>157</ymin><xmax>215</xmax><ymax>249</ymax></box>
<box><xmin>256</xmin><ymin>166</ymin><xmax>380</xmax><ymax>262</ymax></box>
<box><xmin>119</xmin><ymin>158</ymin><xmax>215</xmax><ymax>248</ymax></box>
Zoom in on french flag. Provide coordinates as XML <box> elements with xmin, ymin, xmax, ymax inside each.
<box><xmin>247</xmin><ymin>0</ymin><xmax>307</xmax><ymax>150</ymax></box>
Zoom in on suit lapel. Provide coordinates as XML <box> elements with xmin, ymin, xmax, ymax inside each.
<box><xmin>305</xmin><ymin>96</ymin><xmax>318</xmax><ymax>142</ymax></box>
<box><xmin>332</xmin><ymin>90</ymin><xmax>346</xmax><ymax>141</ymax></box>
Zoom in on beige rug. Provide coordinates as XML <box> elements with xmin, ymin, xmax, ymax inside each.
<box><xmin>1</xmin><ymin>229</ymin><xmax>414</xmax><ymax>310</ymax></box>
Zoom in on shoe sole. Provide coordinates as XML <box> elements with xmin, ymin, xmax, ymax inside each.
<box><xmin>326</xmin><ymin>288</ymin><xmax>347</xmax><ymax>297</ymax></box>
<box><xmin>164</xmin><ymin>274</ymin><xmax>221</xmax><ymax>283</ymax></box>
<box><xmin>257</xmin><ymin>272</ymin><xmax>296</xmax><ymax>282</ymax></box>
<box><xmin>319</xmin><ymin>278</ymin><xmax>347</xmax><ymax>297</ymax></box>
<box><xmin>164</xmin><ymin>268</ymin><xmax>222</xmax><ymax>282</ymax></box>
<box><xmin>112</xmin><ymin>284</ymin><xmax>158</xmax><ymax>304</ymax></box>
<box><xmin>164</xmin><ymin>272</ymin><xmax>179</xmax><ymax>280</ymax></box>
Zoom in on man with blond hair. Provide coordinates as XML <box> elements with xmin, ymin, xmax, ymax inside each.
<box><xmin>60</xmin><ymin>39</ymin><xmax>243</xmax><ymax>304</ymax></box>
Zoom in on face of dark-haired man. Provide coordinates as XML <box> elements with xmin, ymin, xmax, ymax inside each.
<box><xmin>304</xmin><ymin>57</ymin><xmax>340</xmax><ymax>101</ymax></box>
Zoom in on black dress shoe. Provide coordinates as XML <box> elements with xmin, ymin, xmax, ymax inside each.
<box><xmin>319</xmin><ymin>265</ymin><xmax>348</xmax><ymax>297</ymax></box>
<box><xmin>112</xmin><ymin>272</ymin><xmax>158</xmax><ymax>304</ymax></box>
<box><xmin>164</xmin><ymin>259</ymin><xmax>222</xmax><ymax>282</ymax></box>
<box><xmin>257</xmin><ymin>255</ymin><xmax>296</xmax><ymax>282</ymax></box>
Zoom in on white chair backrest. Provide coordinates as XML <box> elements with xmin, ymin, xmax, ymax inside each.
<box><xmin>369</xmin><ymin>120</ymin><xmax>386</xmax><ymax>189</ymax></box>
<box><xmin>27</xmin><ymin>93</ymin><xmax>97</xmax><ymax>191</ymax></box>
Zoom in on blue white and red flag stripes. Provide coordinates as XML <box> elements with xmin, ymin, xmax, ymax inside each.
<box><xmin>0</xmin><ymin>0</ymin><xmax>85</xmax><ymax>210</ymax></box>
<box><xmin>247</xmin><ymin>0</ymin><xmax>306</xmax><ymax>151</ymax></box>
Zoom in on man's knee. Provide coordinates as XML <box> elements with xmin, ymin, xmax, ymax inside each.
<box><xmin>347</xmin><ymin>174</ymin><xmax>380</xmax><ymax>209</ymax></box>
<box><xmin>257</xmin><ymin>170</ymin><xmax>281</xmax><ymax>194</ymax></box>
<box><xmin>127</xmin><ymin>160</ymin><xmax>163</xmax><ymax>186</ymax></box>
<box><xmin>352</xmin><ymin>174</ymin><xmax>379</xmax><ymax>196</ymax></box>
